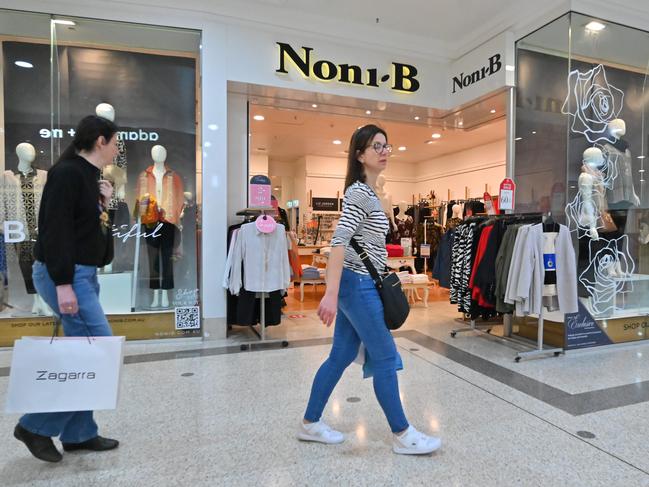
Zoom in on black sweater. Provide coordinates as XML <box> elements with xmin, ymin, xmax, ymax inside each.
<box><xmin>34</xmin><ymin>154</ymin><xmax>113</xmax><ymax>285</ymax></box>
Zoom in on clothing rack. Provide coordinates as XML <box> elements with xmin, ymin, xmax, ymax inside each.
<box><xmin>449</xmin><ymin>212</ymin><xmax>563</xmax><ymax>361</ymax></box>
<box><xmin>233</xmin><ymin>207</ymin><xmax>289</xmax><ymax>348</ymax></box>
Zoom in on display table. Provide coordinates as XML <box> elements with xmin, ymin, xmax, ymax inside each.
<box><xmin>387</xmin><ymin>256</ymin><xmax>416</xmax><ymax>274</ymax></box>
<box><xmin>299</xmin><ymin>278</ymin><xmax>326</xmax><ymax>301</ymax></box>
<box><xmin>401</xmin><ymin>281</ymin><xmax>435</xmax><ymax>308</ymax></box>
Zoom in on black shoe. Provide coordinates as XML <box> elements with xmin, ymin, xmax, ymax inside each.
<box><xmin>62</xmin><ymin>436</ymin><xmax>119</xmax><ymax>452</ymax></box>
<box><xmin>14</xmin><ymin>424</ymin><xmax>62</xmax><ymax>463</ymax></box>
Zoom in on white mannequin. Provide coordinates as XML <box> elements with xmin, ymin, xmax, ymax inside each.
<box><xmin>396</xmin><ymin>201</ymin><xmax>409</xmax><ymax>222</ymax></box>
<box><xmin>150</xmin><ymin>145</ymin><xmax>169</xmax><ymax>309</ymax></box>
<box><xmin>374</xmin><ymin>175</ymin><xmax>395</xmax><ymax>228</ymax></box>
<box><xmin>16</xmin><ymin>143</ymin><xmax>36</xmax><ymax>175</ymax></box>
<box><xmin>578</xmin><ymin>147</ymin><xmax>605</xmax><ymax>240</ymax></box>
<box><xmin>14</xmin><ymin>144</ymin><xmax>52</xmax><ymax>315</ymax></box>
<box><xmin>608</xmin><ymin>118</ymin><xmax>625</xmax><ymax>139</ymax></box>
<box><xmin>452</xmin><ymin>204</ymin><xmax>462</xmax><ymax>220</ymax></box>
<box><xmin>95</xmin><ymin>103</ymin><xmax>126</xmax><ymax>201</ymax></box>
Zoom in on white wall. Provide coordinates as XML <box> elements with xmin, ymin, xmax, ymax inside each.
<box><xmin>414</xmin><ymin>140</ymin><xmax>506</xmax><ymax>202</ymax></box>
<box><xmin>249</xmin><ymin>153</ymin><xmax>268</xmax><ymax>176</ymax></box>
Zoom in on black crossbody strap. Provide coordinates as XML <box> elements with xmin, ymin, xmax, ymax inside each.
<box><xmin>350</xmin><ymin>239</ymin><xmax>383</xmax><ymax>288</ymax></box>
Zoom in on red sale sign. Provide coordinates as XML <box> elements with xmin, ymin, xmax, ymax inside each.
<box><xmin>499</xmin><ymin>178</ymin><xmax>516</xmax><ymax>211</ymax></box>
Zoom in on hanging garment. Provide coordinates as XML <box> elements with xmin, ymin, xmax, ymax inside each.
<box><xmin>508</xmin><ymin>224</ymin><xmax>578</xmax><ymax>315</ymax></box>
<box><xmin>135</xmin><ymin>165</ymin><xmax>184</xmax><ymax>226</ymax></box>
<box><xmin>392</xmin><ymin>215</ymin><xmax>416</xmax><ymax>247</ymax></box>
<box><xmin>494</xmin><ymin>224</ymin><xmax>520</xmax><ymax>314</ymax></box>
<box><xmin>101</xmin><ymin>138</ymin><xmax>128</xmax><ymax>210</ymax></box>
<box><xmin>445</xmin><ymin>217</ymin><xmax>463</xmax><ymax>232</ymax></box>
<box><xmin>432</xmin><ymin>229</ymin><xmax>454</xmax><ymax>289</ymax></box>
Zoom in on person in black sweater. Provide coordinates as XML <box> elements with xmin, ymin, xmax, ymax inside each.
<box><xmin>13</xmin><ymin>115</ymin><xmax>120</xmax><ymax>463</ymax></box>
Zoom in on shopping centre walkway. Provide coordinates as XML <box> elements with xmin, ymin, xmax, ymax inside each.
<box><xmin>2</xmin><ymin>304</ymin><xmax>649</xmax><ymax>486</ymax></box>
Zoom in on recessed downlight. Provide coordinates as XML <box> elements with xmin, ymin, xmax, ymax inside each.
<box><xmin>585</xmin><ymin>21</ymin><xmax>606</xmax><ymax>32</ymax></box>
<box><xmin>312</xmin><ymin>104</ymin><xmax>318</xmax><ymax>108</ymax></box>
<box><xmin>253</xmin><ymin>115</ymin><xmax>265</xmax><ymax>121</ymax></box>
<box><xmin>431</xmin><ymin>133</ymin><xmax>441</xmax><ymax>139</ymax></box>
<box><xmin>414</xmin><ymin>116</ymin><xmax>420</xmax><ymax>121</ymax></box>
<box><xmin>458</xmin><ymin>121</ymin><xmax>464</xmax><ymax>127</ymax></box>
<box><xmin>515</xmin><ymin>137</ymin><xmax>523</xmax><ymax>141</ymax></box>
<box><xmin>365</xmin><ymin>110</ymin><xmax>372</xmax><ymax>115</ymax></box>
<box><xmin>15</xmin><ymin>61</ymin><xmax>33</xmax><ymax>68</ymax></box>
<box><xmin>398</xmin><ymin>146</ymin><xmax>407</xmax><ymax>151</ymax></box>
<box><xmin>490</xmin><ymin>109</ymin><xmax>496</xmax><ymax>114</ymax></box>
<box><xmin>333</xmin><ymin>139</ymin><xmax>342</xmax><ymax>145</ymax></box>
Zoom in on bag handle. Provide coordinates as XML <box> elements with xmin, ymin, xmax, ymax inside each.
<box><xmin>350</xmin><ymin>239</ymin><xmax>384</xmax><ymax>289</ymax></box>
<box><xmin>49</xmin><ymin>317</ymin><xmax>93</xmax><ymax>345</ymax></box>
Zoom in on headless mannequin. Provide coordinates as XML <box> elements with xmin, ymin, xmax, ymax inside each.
<box><xmin>605</xmin><ymin>118</ymin><xmax>640</xmax><ymax>208</ymax></box>
<box><xmin>375</xmin><ymin>175</ymin><xmax>395</xmax><ymax>229</ymax></box>
<box><xmin>14</xmin><ymin>143</ymin><xmax>51</xmax><ymax>315</ymax></box>
<box><xmin>396</xmin><ymin>201</ymin><xmax>409</xmax><ymax>222</ymax></box>
<box><xmin>452</xmin><ymin>204</ymin><xmax>462</xmax><ymax>220</ymax></box>
<box><xmin>150</xmin><ymin>145</ymin><xmax>169</xmax><ymax>308</ymax></box>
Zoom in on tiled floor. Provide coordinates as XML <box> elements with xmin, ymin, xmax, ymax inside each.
<box><xmin>2</xmin><ymin>302</ymin><xmax>649</xmax><ymax>485</ymax></box>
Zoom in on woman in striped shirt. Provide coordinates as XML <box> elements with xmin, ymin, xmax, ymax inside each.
<box><xmin>298</xmin><ymin>125</ymin><xmax>441</xmax><ymax>456</ymax></box>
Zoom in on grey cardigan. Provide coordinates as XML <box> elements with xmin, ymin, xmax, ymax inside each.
<box><xmin>506</xmin><ymin>223</ymin><xmax>578</xmax><ymax>315</ymax></box>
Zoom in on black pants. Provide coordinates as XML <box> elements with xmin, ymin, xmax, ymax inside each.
<box><xmin>145</xmin><ymin>222</ymin><xmax>176</xmax><ymax>290</ymax></box>
<box><xmin>17</xmin><ymin>242</ymin><xmax>36</xmax><ymax>294</ymax></box>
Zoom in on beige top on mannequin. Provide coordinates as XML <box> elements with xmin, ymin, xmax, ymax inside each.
<box><xmin>452</xmin><ymin>204</ymin><xmax>462</xmax><ymax>219</ymax></box>
<box><xmin>374</xmin><ymin>174</ymin><xmax>395</xmax><ymax>227</ymax></box>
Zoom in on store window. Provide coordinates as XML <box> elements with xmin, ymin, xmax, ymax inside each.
<box><xmin>0</xmin><ymin>10</ymin><xmax>201</xmax><ymax>344</ymax></box>
<box><xmin>515</xmin><ymin>12</ymin><xmax>649</xmax><ymax>344</ymax></box>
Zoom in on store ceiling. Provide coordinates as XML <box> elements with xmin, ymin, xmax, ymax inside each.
<box><xmin>250</xmin><ymin>104</ymin><xmax>506</xmax><ymax>165</ymax></box>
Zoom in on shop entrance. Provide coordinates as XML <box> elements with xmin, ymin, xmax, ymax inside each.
<box><xmin>226</xmin><ymin>82</ymin><xmax>507</xmax><ymax>342</ymax></box>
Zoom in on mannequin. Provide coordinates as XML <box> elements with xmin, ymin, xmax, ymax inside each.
<box><xmin>578</xmin><ymin>147</ymin><xmax>606</xmax><ymax>240</ymax></box>
<box><xmin>392</xmin><ymin>201</ymin><xmax>415</xmax><ymax>253</ymax></box>
<box><xmin>3</xmin><ymin>143</ymin><xmax>51</xmax><ymax>315</ymax></box>
<box><xmin>96</xmin><ymin>103</ymin><xmax>128</xmax><ymax>274</ymax></box>
<box><xmin>374</xmin><ymin>174</ymin><xmax>395</xmax><ymax>229</ymax></box>
<box><xmin>136</xmin><ymin>145</ymin><xmax>184</xmax><ymax>308</ymax></box>
<box><xmin>452</xmin><ymin>204</ymin><xmax>462</xmax><ymax>220</ymax></box>
<box><xmin>605</xmin><ymin>119</ymin><xmax>640</xmax><ymax>208</ymax></box>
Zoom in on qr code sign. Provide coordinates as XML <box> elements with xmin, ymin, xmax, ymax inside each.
<box><xmin>175</xmin><ymin>306</ymin><xmax>200</xmax><ymax>330</ymax></box>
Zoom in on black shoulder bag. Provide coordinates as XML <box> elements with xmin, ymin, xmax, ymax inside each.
<box><xmin>350</xmin><ymin>239</ymin><xmax>410</xmax><ymax>330</ymax></box>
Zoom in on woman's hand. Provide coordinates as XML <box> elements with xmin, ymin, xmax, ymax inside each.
<box><xmin>56</xmin><ymin>284</ymin><xmax>78</xmax><ymax>315</ymax></box>
<box><xmin>317</xmin><ymin>292</ymin><xmax>338</xmax><ymax>327</ymax></box>
<box><xmin>98</xmin><ymin>179</ymin><xmax>114</xmax><ymax>208</ymax></box>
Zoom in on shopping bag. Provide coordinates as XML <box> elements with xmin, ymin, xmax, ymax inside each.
<box><xmin>5</xmin><ymin>336</ymin><xmax>125</xmax><ymax>414</ymax></box>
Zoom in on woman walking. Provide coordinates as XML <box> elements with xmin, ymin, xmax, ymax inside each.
<box><xmin>298</xmin><ymin>124</ymin><xmax>441</xmax><ymax>455</ymax></box>
<box><xmin>14</xmin><ymin>115</ymin><xmax>120</xmax><ymax>462</ymax></box>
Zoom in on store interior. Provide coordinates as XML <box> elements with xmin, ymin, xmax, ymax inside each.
<box><xmin>225</xmin><ymin>83</ymin><xmax>508</xmax><ymax>340</ymax></box>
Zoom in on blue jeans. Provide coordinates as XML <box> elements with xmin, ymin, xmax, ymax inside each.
<box><xmin>304</xmin><ymin>268</ymin><xmax>409</xmax><ymax>433</ymax></box>
<box><xmin>19</xmin><ymin>261</ymin><xmax>112</xmax><ymax>443</ymax></box>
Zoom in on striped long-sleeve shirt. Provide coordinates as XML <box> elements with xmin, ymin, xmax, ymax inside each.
<box><xmin>330</xmin><ymin>181</ymin><xmax>389</xmax><ymax>275</ymax></box>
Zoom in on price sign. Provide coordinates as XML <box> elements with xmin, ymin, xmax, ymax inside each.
<box><xmin>499</xmin><ymin>178</ymin><xmax>516</xmax><ymax>211</ymax></box>
<box><xmin>420</xmin><ymin>244</ymin><xmax>431</xmax><ymax>257</ymax></box>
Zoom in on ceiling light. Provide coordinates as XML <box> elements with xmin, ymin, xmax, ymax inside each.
<box><xmin>253</xmin><ymin>115</ymin><xmax>265</xmax><ymax>121</ymax></box>
<box><xmin>585</xmin><ymin>21</ymin><xmax>606</xmax><ymax>32</ymax></box>
<box><xmin>490</xmin><ymin>109</ymin><xmax>496</xmax><ymax>114</ymax></box>
<box><xmin>431</xmin><ymin>133</ymin><xmax>441</xmax><ymax>139</ymax></box>
<box><xmin>638</xmin><ymin>156</ymin><xmax>646</xmax><ymax>159</ymax></box>
<box><xmin>273</xmin><ymin>187</ymin><xmax>280</xmax><ymax>190</ymax></box>
<box><xmin>204</xmin><ymin>141</ymin><xmax>212</xmax><ymax>148</ymax></box>
<box><xmin>515</xmin><ymin>137</ymin><xmax>523</xmax><ymax>141</ymax></box>
<box><xmin>208</xmin><ymin>124</ymin><xmax>218</xmax><ymax>131</ymax></box>
<box><xmin>640</xmin><ymin>169</ymin><xmax>646</xmax><ymax>173</ymax></box>
<box><xmin>366</xmin><ymin>110</ymin><xmax>372</xmax><ymax>115</ymax></box>
<box><xmin>15</xmin><ymin>61</ymin><xmax>33</xmax><ymax>68</ymax></box>
<box><xmin>398</xmin><ymin>146</ymin><xmax>407</xmax><ymax>151</ymax></box>
<box><xmin>458</xmin><ymin>121</ymin><xmax>464</xmax><ymax>127</ymax></box>
<box><xmin>333</xmin><ymin>140</ymin><xmax>342</xmax><ymax>145</ymax></box>
<box><xmin>414</xmin><ymin>116</ymin><xmax>420</xmax><ymax>121</ymax></box>
<box><xmin>52</xmin><ymin>19</ymin><xmax>76</xmax><ymax>26</ymax></box>
<box><xmin>505</xmin><ymin>65</ymin><xmax>515</xmax><ymax>72</ymax></box>
<box><xmin>426</xmin><ymin>140</ymin><xmax>434</xmax><ymax>145</ymax></box>
<box><xmin>531</xmin><ymin>131</ymin><xmax>537</xmax><ymax>135</ymax></box>
<box><xmin>312</xmin><ymin>104</ymin><xmax>318</xmax><ymax>108</ymax></box>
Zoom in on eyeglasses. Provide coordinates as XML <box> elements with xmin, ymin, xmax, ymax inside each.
<box><xmin>367</xmin><ymin>142</ymin><xmax>393</xmax><ymax>154</ymax></box>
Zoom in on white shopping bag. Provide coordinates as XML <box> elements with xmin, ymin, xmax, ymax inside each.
<box><xmin>5</xmin><ymin>336</ymin><xmax>125</xmax><ymax>414</ymax></box>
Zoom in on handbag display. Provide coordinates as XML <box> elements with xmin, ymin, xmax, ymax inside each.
<box><xmin>350</xmin><ymin>239</ymin><xmax>410</xmax><ymax>330</ymax></box>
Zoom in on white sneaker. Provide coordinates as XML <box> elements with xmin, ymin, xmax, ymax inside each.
<box><xmin>297</xmin><ymin>421</ymin><xmax>345</xmax><ymax>444</ymax></box>
<box><xmin>393</xmin><ymin>425</ymin><xmax>441</xmax><ymax>455</ymax></box>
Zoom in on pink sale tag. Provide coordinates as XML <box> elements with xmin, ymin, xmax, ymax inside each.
<box><xmin>255</xmin><ymin>214</ymin><xmax>277</xmax><ymax>233</ymax></box>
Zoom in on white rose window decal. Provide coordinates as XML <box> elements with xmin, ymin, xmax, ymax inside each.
<box><xmin>561</xmin><ymin>64</ymin><xmax>624</xmax><ymax>144</ymax></box>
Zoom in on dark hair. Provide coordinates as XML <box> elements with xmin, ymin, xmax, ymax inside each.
<box><xmin>344</xmin><ymin>124</ymin><xmax>388</xmax><ymax>191</ymax></box>
<box><xmin>57</xmin><ymin>115</ymin><xmax>119</xmax><ymax>163</ymax></box>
